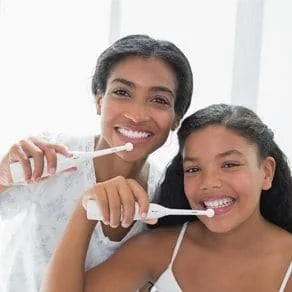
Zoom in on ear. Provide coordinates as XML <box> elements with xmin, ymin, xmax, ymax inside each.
<box><xmin>171</xmin><ymin>117</ymin><xmax>180</xmax><ymax>131</ymax></box>
<box><xmin>95</xmin><ymin>95</ymin><xmax>103</xmax><ymax>115</ymax></box>
<box><xmin>261</xmin><ymin>156</ymin><xmax>276</xmax><ymax>190</ymax></box>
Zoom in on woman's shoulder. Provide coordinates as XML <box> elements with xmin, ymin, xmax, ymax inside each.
<box><xmin>37</xmin><ymin>131</ymin><xmax>95</xmax><ymax>152</ymax></box>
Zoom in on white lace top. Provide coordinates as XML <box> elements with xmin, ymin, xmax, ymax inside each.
<box><xmin>0</xmin><ymin>133</ymin><xmax>162</xmax><ymax>292</ymax></box>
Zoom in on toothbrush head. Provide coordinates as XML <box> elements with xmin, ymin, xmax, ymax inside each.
<box><xmin>125</xmin><ymin>142</ymin><xmax>134</xmax><ymax>152</ymax></box>
<box><xmin>206</xmin><ymin>209</ymin><xmax>215</xmax><ymax>218</ymax></box>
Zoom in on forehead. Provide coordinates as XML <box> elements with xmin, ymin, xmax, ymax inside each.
<box><xmin>183</xmin><ymin>125</ymin><xmax>257</xmax><ymax>157</ymax></box>
<box><xmin>107</xmin><ymin>56</ymin><xmax>177</xmax><ymax>91</ymax></box>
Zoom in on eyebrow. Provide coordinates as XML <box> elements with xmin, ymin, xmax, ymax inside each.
<box><xmin>183</xmin><ymin>149</ymin><xmax>244</xmax><ymax>163</ymax></box>
<box><xmin>111</xmin><ymin>78</ymin><xmax>175</xmax><ymax>98</ymax></box>
<box><xmin>217</xmin><ymin>149</ymin><xmax>244</xmax><ymax>158</ymax></box>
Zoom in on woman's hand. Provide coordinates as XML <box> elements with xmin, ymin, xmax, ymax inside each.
<box><xmin>0</xmin><ymin>136</ymin><xmax>73</xmax><ymax>188</ymax></box>
<box><xmin>82</xmin><ymin>176</ymin><xmax>157</xmax><ymax>228</ymax></box>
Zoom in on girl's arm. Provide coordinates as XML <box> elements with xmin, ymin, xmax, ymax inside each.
<box><xmin>41</xmin><ymin>200</ymin><xmax>152</xmax><ymax>292</ymax></box>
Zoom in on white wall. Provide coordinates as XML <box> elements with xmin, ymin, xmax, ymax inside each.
<box><xmin>257</xmin><ymin>0</ymin><xmax>292</xmax><ymax>164</ymax></box>
<box><xmin>0</xmin><ymin>0</ymin><xmax>110</xmax><ymax>153</ymax></box>
<box><xmin>118</xmin><ymin>0</ymin><xmax>238</xmax><ymax>167</ymax></box>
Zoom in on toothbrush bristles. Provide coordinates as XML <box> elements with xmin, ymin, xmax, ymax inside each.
<box><xmin>125</xmin><ymin>142</ymin><xmax>134</xmax><ymax>152</ymax></box>
<box><xmin>206</xmin><ymin>209</ymin><xmax>215</xmax><ymax>218</ymax></box>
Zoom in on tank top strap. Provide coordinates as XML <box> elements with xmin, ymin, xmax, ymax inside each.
<box><xmin>279</xmin><ymin>261</ymin><xmax>292</xmax><ymax>292</ymax></box>
<box><xmin>169</xmin><ymin>222</ymin><xmax>188</xmax><ymax>267</ymax></box>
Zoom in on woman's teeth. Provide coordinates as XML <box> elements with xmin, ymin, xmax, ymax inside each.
<box><xmin>204</xmin><ymin>198</ymin><xmax>234</xmax><ymax>209</ymax></box>
<box><xmin>117</xmin><ymin>128</ymin><xmax>151</xmax><ymax>139</ymax></box>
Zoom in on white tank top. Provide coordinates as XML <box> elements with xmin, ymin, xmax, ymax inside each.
<box><xmin>151</xmin><ymin>223</ymin><xmax>292</xmax><ymax>292</ymax></box>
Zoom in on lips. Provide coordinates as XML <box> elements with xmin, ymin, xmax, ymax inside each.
<box><xmin>116</xmin><ymin>127</ymin><xmax>152</xmax><ymax>139</ymax></box>
<box><xmin>115</xmin><ymin>126</ymin><xmax>154</xmax><ymax>145</ymax></box>
<box><xmin>197</xmin><ymin>196</ymin><xmax>236</xmax><ymax>216</ymax></box>
<box><xmin>203</xmin><ymin>197</ymin><xmax>235</xmax><ymax>209</ymax></box>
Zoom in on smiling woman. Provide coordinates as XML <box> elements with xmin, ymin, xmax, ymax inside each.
<box><xmin>95</xmin><ymin>57</ymin><xmax>178</xmax><ymax>162</ymax></box>
<box><xmin>0</xmin><ymin>34</ymin><xmax>193</xmax><ymax>292</ymax></box>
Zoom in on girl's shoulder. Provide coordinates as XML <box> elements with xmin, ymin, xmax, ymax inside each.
<box><xmin>123</xmin><ymin>224</ymin><xmax>186</xmax><ymax>265</ymax></box>
<box><xmin>120</xmin><ymin>225</ymin><xmax>186</xmax><ymax>278</ymax></box>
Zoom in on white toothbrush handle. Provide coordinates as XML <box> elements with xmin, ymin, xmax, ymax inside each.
<box><xmin>86</xmin><ymin>201</ymin><xmax>214</xmax><ymax>221</ymax></box>
<box><xmin>168</xmin><ymin>208</ymin><xmax>215</xmax><ymax>217</ymax></box>
<box><xmin>9</xmin><ymin>153</ymin><xmax>84</xmax><ymax>183</ymax></box>
<box><xmin>86</xmin><ymin>201</ymin><xmax>164</xmax><ymax>221</ymax></box>
<box><xmin>9</xmin><ymin>143</ymin><xmax>133</xmax><ymax>184</ymax></box>
<box><xmin>86</xmin><ymin>200</ymin><xmax>143</xmax><ymax>221</ymax></box>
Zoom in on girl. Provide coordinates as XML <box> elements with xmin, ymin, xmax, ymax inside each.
<box><xmin>0</xmin><ymin>34</ymin><xmax>193</xmax><ymax>292</ymax></box>
<box><xmin>42</xmin><ymin>104</ymin><xmax>292</xmax><ymax>291</ymax></box>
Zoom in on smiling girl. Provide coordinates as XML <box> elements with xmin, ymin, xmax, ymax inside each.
<box><xmin>42</xmin><ymin>104</ymin><xmax>292</xmax><ymax>292</ymax></box>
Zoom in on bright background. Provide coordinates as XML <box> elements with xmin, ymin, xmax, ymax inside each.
<box><xmin>0</xmin><ymin>0</ymin><xmax>291</xmax><ymax>170</ymax></box>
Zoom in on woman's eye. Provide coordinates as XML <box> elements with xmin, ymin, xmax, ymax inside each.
<box><xmin>152</xmin><ymin>96</ymin><xmax>170</xmax><ymax>106</ymax></box>
<box><xmin>112</xmin><ymin>89</ymin><xmax>130</xmax><ymax>97</ymax></box>
<box><xmin>222</xmin><ymin>162</ymin><xmax>240</xmax><ymax>168</ymax></box>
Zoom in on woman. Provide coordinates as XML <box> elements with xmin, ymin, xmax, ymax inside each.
<box><xmin>42</xmin><ymin>104</ymin><xmax>292</xmax><ymax>291</ymax></box>
<box><xmin>0</xmin><ymin>34</ymin><xmax>193</xmax><ymax>292</ymax></box>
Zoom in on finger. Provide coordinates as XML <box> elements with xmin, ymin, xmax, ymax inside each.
<box><xmin>9</xmin><ymin>142</ymin><xmax>34</xmax><ymax>183</ymax></box>
<box><xmin>30</xmin><ymin>138</ymin><xmax>73</xmax><ymax>158</ymax></box>
<box><xmin>105</xmin><ymin>181</ymin><xmax>122</xmax><ymax>228</ymax></box>
<box><xmin>116</xmin><ymin>178</ymin><xmax>135</xmax><ymax>228</ymax></box>
<box><xmin>93</xmin><ymin>185</ymin><xmax>110</xmax><ymax>225</ymax></box>
<box><xmin>142</xmin><ymin>218</ymin><xmax>158</xmax><ymax>225</ymax></box>
<box><xmin>30</xmin><ymin>138</ymin><xmax>73</xmax><ymax>175</ymax></box>
<box><xmin>59</xmin><ymin>166</ymin><xmax>77</xmax><ymax>175</ymax></box>
<box><xmin>19</xmin><ymin>139</ymin><xmax>45</xmax><ymax>181</ymax></box>
<box><xmin>81</xmin><ymin>190</ymin><xmax>96</xmax><ymax>210</ymax></box>
<box><xmin>127</xmin><ymin>179</ymin><xmax>149</xmax><ymax>219</ymax></box>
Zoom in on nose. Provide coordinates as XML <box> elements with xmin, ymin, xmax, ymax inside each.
<box><xmin>123</xmin><ymin>103</ymin><xmax>150</xmax><ymax>123</ymax></box>
<box><xmin>199</xmin><ymin>169</ymin><xmax>222</xmax><ymax>190</ymax></box>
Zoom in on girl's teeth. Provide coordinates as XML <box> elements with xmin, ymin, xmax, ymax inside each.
<box><xmin>204</xmin><ymin>198</ymin><xmax>234</xmax><ymax>209</ymax></box>
<box><xmin>118</xmin><ymin>128</ymin><xmax>151</xmax><ymax>139</ymax></box>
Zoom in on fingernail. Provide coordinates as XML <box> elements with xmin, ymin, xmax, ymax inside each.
<box><xmin>141</xmin><ymin>212</ymin><xmax>147</xmax><ymax>219</ymax></box>
<box><xmin>49</xmin><ymin>168</ymin><xmax>55</xmax><ymax>175</ymax></box>
<box><xmin>122</xmin><ymin>222</ymin><xmax>129</xmax><ymax>228</ymax></box>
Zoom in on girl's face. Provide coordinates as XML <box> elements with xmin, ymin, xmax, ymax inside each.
<box><xmin>182</xmin><ymin>125</ymin><xmax>275</xmax><ymax>233</ymax></box>
<box><xmin>96</xmin><ymin>56</ymin><xmax>178</xmax><ymax>162</ymax></box>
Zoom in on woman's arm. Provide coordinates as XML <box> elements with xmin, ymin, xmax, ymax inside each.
<box><xmin>41</xmin><ymin>200</ymin><xmax>152</xmax><ymax>292</ymax></box>
<box><xmin>41</xmin><ymin>200</ymin><xmax>96</xmax><ymax>292</ymax></box>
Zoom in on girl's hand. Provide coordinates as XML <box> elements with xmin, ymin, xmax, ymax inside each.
<box><xmin>0</xmin><ymin>136</ymin><xmax>74</xmax><ymax>187</ymax></box>
<box><xmin>82</xmin><ymin>176</ymin><xmax>157</xmax><ymax>228</ymax></box>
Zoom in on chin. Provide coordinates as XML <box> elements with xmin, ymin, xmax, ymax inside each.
<box><xmin>204</xmin><ymin>221</ymin><xmax>235</xmax><ymax>234</ymax></box>
<box><xmin>117</xmin><ymin>152</ymin><xmax>148</xmax><ymax>163</ymax></box>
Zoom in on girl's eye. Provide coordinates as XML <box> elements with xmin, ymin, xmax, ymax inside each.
<box><xmin>112</xmin><ymin>89</ymin><xmax>130</xmax><ymax>97</ymax></box>
<box><xmin>152</xmin><ymin>96</ymin><xmax>170</xmax><ymax>106</ymax></box>
<box><xmin>184</xmin><ymin>167</ymin><xmax>200</xmax><ymax>174</ymax></box>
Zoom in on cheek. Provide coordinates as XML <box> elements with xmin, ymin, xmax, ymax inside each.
<box><xmin>100</xmin><ymin>98</ymin><xmax>123</xmax><ymax>121</ymax></box>
<box><xmin>152</xmin><ymin>109</ymin><xmax>175</xmax><ymax>131</ymax></box>
<box><xmin>183</xmin><ymin>176</ymin><xmax>198</xmax><ymax>199</ymax></box>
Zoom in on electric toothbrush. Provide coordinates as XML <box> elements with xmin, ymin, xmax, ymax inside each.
<box><xmin>86</xmin><ymin>199</ymin><xmax>215</xmax><ymax>221</ymax></box>
<box><xmin>10</xmin><ymin>142</ymin><xmax>134</xmax><ymax>183</ymax></box>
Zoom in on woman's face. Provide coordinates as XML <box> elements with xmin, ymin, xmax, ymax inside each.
<box><xmin>182</xmin><ymin>125</ymin><xmax>275</xmax><ymax>233</ymax></box>
<box><xmin>96</xmin><ymin>56</ymin><xmax>178</xmax><ymax>162</ymax></box>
